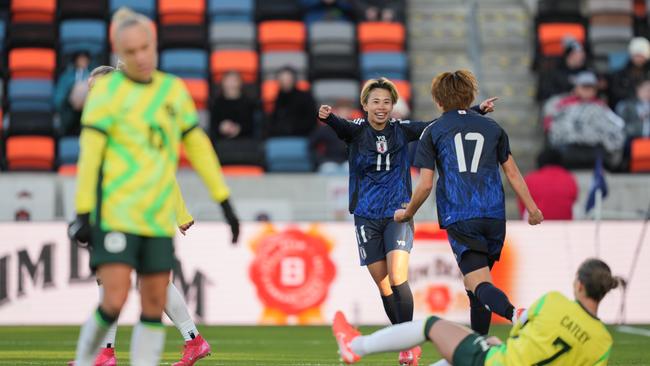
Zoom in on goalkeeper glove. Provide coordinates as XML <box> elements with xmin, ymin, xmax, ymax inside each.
<box><xmin>220</xmin><ymin>199</ymin><xmax>240</xmax><ymax>244</ymax></box>
<box><xmin>68</xmin><ymin>213</ymin><xmax>91</xmax><ymax>247</ymax></box>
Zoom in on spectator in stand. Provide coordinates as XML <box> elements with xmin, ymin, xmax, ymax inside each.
<box><xmin>609</xmin><ymin>37</ymin><xmax>650</xmax><ymax>107</ymax></box>
<box><xmin>310</xmin><ymin>99</ymin><xmax>354</xmax><ymax>174</ymax></box>
<box><xmin>210</xmin><ymin>71</ymin><xmax>258</xmax><ymax>144</ymax></box>
<box><xmin>544</xmin><ymin>71</ymin><xmax>625</xmax><ymax>168</ymax></box>
<box><xmin>615</xmin><ymin>79</ymin><xmax>650</xmax><ymax>161</ymax></box>
<box><xmin>353</xmin><ymin>0</ymin><xmax>403</xmax><ymax>22</ymax></box>
<box><xmin>536</xmin><ymin>37</ymin><xmax>588</xmax><ymax>102</ymax></box>
<box><xmin>518</xmin><ymin>148</ymin><xmax>578</xmax><ymax>220</ymax></box>
<box><xmin>268</xmin><ymin>66</ymin><xmax>317</xmax><ymax>137</ymax></box>
<box><xmin>302</xmin><ymin>0</ymin><xmax>354</xmax><ymax>25</ymax></box>
<box><xmin>54</xmin><ymin>51</ymin><xmax>92</xmax><ymax>136</ymax></box>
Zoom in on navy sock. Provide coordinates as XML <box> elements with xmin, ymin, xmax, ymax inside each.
<box><xmin>391</xmin><ymin>281</ymin><xmax>414</xmax><ymax>323</ymax></box>
<box><xmin>466</xmin><ymin>290</ymin><xmax>491</xmax><ymax>335</ymax></box>
<box><xmin>474</xmin><ymin>282</ymin><xmax>515</xmax><ymax>321</ymax></box>
<box><xmin>381</xmin><ymin>294</ymin><xmax>399</xmax><ymax>324</ymax></box>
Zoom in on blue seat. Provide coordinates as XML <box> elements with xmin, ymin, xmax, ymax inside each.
<box><xmin>8</xmin><ymin>79</ymin><xmax>54</xmax><ymax>112</ymax></box>
<box><xmin>265</xmin><ymin>137</ymin><xmax>313</xmax><ymax>172</ymax></box>
<box><xmin>60</xmin><ymin>20</ymin><xmax>107</xmax><ymax>57</ymax></box>
<box><xmin>360</xmin><ymin>52</ymin><xmax>408</xmax><ymax>80</ymax></box>
<box><xmin>160</xmin><ymin>49</ymin><xmax>208</xmax><ymax>79</ymax></box>
<box><xmin>0</xmin><ymin>19</ymin><xmax>5</xmax><ymax>51</ymax></box>
<box><xmin>209</xmin><ymin>0</ymin><xmax>254</xmax><ymax>22</ymax></box>
<box><xmin>608</xmin><ymin>51</ymin><xmax>629</xmax><ymax>72</ymax></box>
<box><xmin>58</xmin><ymin>136</ymin><xmax>80</xmax><ymax>165</ymax></box>
<box><xmin>110</xmin><ymin>0</ymin><xmax>156</xmax><ymax>18</ymax></box>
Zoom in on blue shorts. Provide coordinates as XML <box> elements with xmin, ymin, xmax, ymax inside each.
<box><xmin>353</xmin><ymin>215</ymin><xmax>414</xmax><ymax>266</ymax></box>
<box><xmin>446</xmin><ymin>218</ymin><xmax>506</xmax><ymax>273</ymax></box>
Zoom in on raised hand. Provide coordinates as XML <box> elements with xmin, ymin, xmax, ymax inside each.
<box><xmin>318</xmin><ymin>105</ymin><xmax>332</xmax><ymax>120</ymax></box>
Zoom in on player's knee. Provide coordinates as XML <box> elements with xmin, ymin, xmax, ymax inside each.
<box><xmin>141</xmin><ymin>291</ymin><xmax>167</xmax><ymax>313</ymax></box>
<box><xmin>101</xmin><ymin>290</ymin><xmax>128</xmax><ymax>315</ymax></box>
<box><xmin>388</xmin><ymin>269</ymin><xmax>408</xmax><ymax>286</ymax></box>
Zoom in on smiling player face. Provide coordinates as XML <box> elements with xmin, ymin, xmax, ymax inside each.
<box><xmin>363</xmin><ymin>88</ymin><xmax>394</xmax><ymax>128</ymax></box>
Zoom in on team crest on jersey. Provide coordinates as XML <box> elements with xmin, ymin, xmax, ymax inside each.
<box><xmin>376</xmin><ymin>136</ymin><xmax>388</xmax><ymax>153</ymax></box>
<box><xmin>165</xmin><ymin>104</ymin><xmax>176</xmax><ymax>119</ymax></box>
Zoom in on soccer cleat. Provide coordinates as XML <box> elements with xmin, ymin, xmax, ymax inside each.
<box><xmin>67</xmin><ymin>347</ymin><xmax>117</xmax><ymax>366</ymax></box>
<box><xmin>172</xmin><ymin>334</ymin><xmax>211</xmax><ymax>366</ymax></box>
<box><xmin>511</xmin><ymin>308</ymin><xmax>528</xmax><ymax>324</ymax></box>
<box><xmin>398</xmin><ymin>345</ymin><xmax>422</xmax><ymax>366</ymax></box>
<box><xmin>332</xmin><ymin>311</ymin><xmax>361</xmax><ymax>364</ymax></box>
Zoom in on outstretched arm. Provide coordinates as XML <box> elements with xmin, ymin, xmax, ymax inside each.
<box><xmin>318</xmin><ymin>105</ymin><xmax>362</xmax><ymax>142</ymax></box>
<box><xmin>394</xmin><ymin>168</ymin><xmax>435</xmax><ymax>222</ymax></box>
<box><xmin>501</xmin><ymin>156</ymin><xmax>543</xmax><ymax>225</ymax></box>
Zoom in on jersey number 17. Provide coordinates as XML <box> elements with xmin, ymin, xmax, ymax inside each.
<box><xmin>454</xmin><ymin>132</ymin><xmax>484</xmax><ymax>173</ymax></box>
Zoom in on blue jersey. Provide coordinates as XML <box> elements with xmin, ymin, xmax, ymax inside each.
<box><xmin>414</xmin><ymin>109</ymin><xmax>511</xmax><ymax>228</ymax></box>
<box><xmin>321</xmin><ymin>114</ymin><xmax>430</xmax><ymax>219</ymax></box>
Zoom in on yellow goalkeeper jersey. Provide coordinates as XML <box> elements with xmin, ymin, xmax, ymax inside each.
<box><xmin>76</xmin><ymin>70</ymin><xmax>214</xmax><ymax>237</ymax></box>
<box><xmin>485</xmin><ymin>291</ymin><xmax>612</xmax><ymax>366</ymax></box>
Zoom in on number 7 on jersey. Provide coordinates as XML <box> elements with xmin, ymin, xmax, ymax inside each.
<box><xmin>454</xmin><ymin>132</ymin><xmax>484</xmax><ymax>173</ymax></box>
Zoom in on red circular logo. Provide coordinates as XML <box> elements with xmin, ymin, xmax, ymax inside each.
<box><xmin>249</xmin><ymin>228</ymin><xmax>336</xmax><ymax>315</ymax></box>
<box><xmin>426</xmin><ymin>285</ymin><xmax>452</xmax><ymax>313</ymax></box>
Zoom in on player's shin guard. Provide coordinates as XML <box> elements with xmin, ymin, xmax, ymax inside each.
<box><xmin>381</xmin><ymin>294</ymin><xmax>399</xmax><ymax>324</ymax></box>
<box><xmin>165</xmin><ymin>282</ymin><xmax>199</xmax><ymax>341</ymax></box>
<box><xmin>350</xmin><ymin>318</ymin><xmax>427</xmax><ymax>356</ymax></box>
<box><xmin>466</xmin><ymin>290</ymin><xmax>491</xmax><ymax>335</ymax></box>
<box><xmin>391</xmin><ymin>281</ymin><xmax>414</xmax><ymax>323</ymax></box>
<box><xmin>474</xmin><ymin>282</ymin><xmax>515</xmax><ymax>321</ymax></box>
<box><xmin>74</xmin><ymin>307</ymin><xmax>118</xmax><ymax>366</ymax></box>
<box><xmin>130</xmin><ymin>316</ymin><xmax>166</xmax><ymax>366</ymax></box>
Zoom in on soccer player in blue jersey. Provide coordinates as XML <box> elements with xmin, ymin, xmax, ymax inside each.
<box><xmin>318</xmin><ymin>77</ymin><xmax>497</xmax><ymax>365</ymax></box>
<box><xmin>394</xmin><ymin>70</ymin><xmax>544</xmax><ymax>341</ymax></box>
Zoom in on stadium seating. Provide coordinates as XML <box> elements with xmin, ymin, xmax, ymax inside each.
<box><xmin>160</xmin><ymin>49</ymin><xmax>208</xmax><ymax>79</ymax></box>
<box><xmin>630</xmin><ymin>138</ymin><xmax>650</xmax><ymax>172</ymax></box>
<box><xmin>7</xmin><ymin>21</ymin><xmax>56</xmax><ymax>48</ymax></box>
<box><xmin>261</xmin><ymin>79</ymin><xmax>311</xmax><ymax>113</ymax></box>
<box><xmin>312</xmin><ymin>79</ymin><xmax>359</xmax><ymax>105</ymax></box>
<box><xmin>209</xmin><ymin>0</ymin><xmax>254</xmax><ymax>22</ymax></box>
<box><xmin>159</xmin><ymin>23</ymin><xmax>207</xmax><ymax>49</ymax></box>
<box><xmin>6</xmin><ymin>111</ymin><xmax>54</xmax><ymax>136</ymax></box>
<box><xmin>8</xmin><ymin>79</ymin><xmax>53</xmax><ymax>112</ymax></box>
<box><xmin>110</xmin><ymin>0</ymin><xmax>156</xmax><ymax>18</ymax></box>
<box><xmin>210</xmin><ymin>50</ymin><xmax>258</xmax><ymax>83</ymax></box>
<box><xmin>358</xmin><ymin>22</ymin><xmax>405</xmax><ymax>52</ymax></box>
<box><xmin>221</xmin><ymin>165</ymin><xmax>264</xmax><ymax>176</ymax></box>
<box><xmin>309</xmin><ymin>21</ymin><xmax>355</xmax><ymax>55</ymax></box>
<box><xmin>360</xmin><ymin>52</ymin><xmax>408</xmax><ymax>80</ymax></box>
<box><xmin>58</xmin><ymin>0</ymin><xmax>107</xmax><ymax>20</ymax></box>
<box><xmin>537</xmin><ymin>0</ymin><xmax>581</xmax><ymax>17</ymax></box>
<box><xmin>57</xmin><ymin>136</ymin><xmax>79</xmax><ymax>165</ymax></box>
<box><xmin>261</xmin><ymin>51</ymin><xmax>308</xmax><ymax>80</ymax></box>
<box><xmin>5</xmin><ymin>135</ymin><xmax>55</xmax><ymax>170</ymax></box>
<box><xmin>8</xmin><ymin>48</ymin><xmax>56</xmax><ymax>79</ymax></box>
<box><xmin>255</xmin><ymin>0</ymin><xmax>301</xmax><ymax>21</ymax></box>
<box><xmin>209</xmin><ymin>22</ymin><xmax>256</xmax><ymax>50</ymax></box>
<box><xmin>608</xmin><ymin>51</ymin><xmax>629</xmax><ymax>71</ymax></box>
<box><xmin>158</xmin><ymin>0</ymin><xmax>205</xmax><ymax>25</ymax></box>
<box><xmin>258</xmin><ymin>21</ymin><xmax>306</xmax><ymax>52</ymax></box>
<box><xmin>182</xmin><ymin>78</ymin><xmax>209</xmax><ymax>109</ymax></box>
<box><xmin>310</xmin><ymin>52</ymin><xmax>358</xmax><ymax>80</ymax></box>
<box><xmin>59</xmin><ymin>20</ymin><xmax>106</xmax><ymax>59</ymax></box>
<box><xmin>214</xmin><ymin>139</ymin><xmax>265</xmax><ymax>166</ymax></box>
<box><xmin>0</xmin><ymin>18</ymin><xmax>6</xmax><ymax>51</ymax></box>
<box><xmin>265</xmin><ymin>137</ymin><xmax>312</xmax><ymax>172</ymax></box>
<box><xmin>537</xmin><ymin>22</ymin><xmax>586</xmax><ymax>56</ymax></box>
<box><xmin>11</xmin><ymin>0</ymin><xmax>56</xmax><ymax>23</ymax></box>
<box><xmin>392</xmin><ymin>79</ymin><xmax>411</xmax><ymax>103</ymax></box>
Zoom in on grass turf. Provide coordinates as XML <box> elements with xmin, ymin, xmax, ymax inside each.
<box><xmin>0</xmin><ymin>325</ymin><xmax>649</xmax><ymax>365</ymax></box>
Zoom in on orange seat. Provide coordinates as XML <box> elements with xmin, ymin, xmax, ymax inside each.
<box><xmin>222</xmin><ymin>165</ymin><xmax>264</xmax><ymax>176</ymax></box>
<box><xmin>182</xmin><ymin>79</ymin><xmax>209</xmax><ymax>109</ymax></box>
<box><xmin>58</xmin><ymin>164</ymin><xmax>78</xmax><ymax>176</ymax></box>
<box><xmin>261</xmin><ymin>79</ymin><xmax>311</xmax><ymax>114</ymax></box>
<box><xmin>211</xmin><ymin>50</ymin><xmax>258</xmax><ymax>83</ymax></box>
<box><xmin>158</xmin><ymin>0</ymin><xmax>205</xmax><ymax>25</ymax></box>
<box><xmin>392</xmin><ymin>80</ymin><xmax>411</xmax><ymax>102</ymax></box>
<box><xmin>538</xmin><ymin>23</ymin><xmax>586</xmax><ymax>56</ymax></box>
<box><xmin>9</xmin><ymin>48</ymin><xmax>57</xmax><ymax>79</ymax></box>
<box><xmin>6</xmin><ymin>136</ymin><xmax>55</xmax><ymax>171</ymax></box>
<box><xmin>11</xmin><ymin>0</ymin><xmax>56</xmax><ymax>23</ymax></box>
<box><xmin>630</xmin><ymin>138</ymin><xmax>650</xmax><ymax>172</ymax></box>
<box><xmin>258</xmin><ymin>21</ymin><xmax>306</xmax><ymax>52</ymax></box>
<box><xmin>358</xmin><ymin>22</ymin><xmax>405</xmax><ymax>52</ymax></box>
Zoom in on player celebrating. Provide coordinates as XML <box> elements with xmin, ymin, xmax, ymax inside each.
<box><xmin>318</xmin><ymin>77</ymin><xmax>497</xmax><ymax>365</ymax></box>
<box><xmin>333</xmin><ymin>257</ymin><xmax>618</xmax><ymax>365</ymax></box>
<box><xmin>394</xmin><ymin>70</ymin><xmax>543</xmax><ymax>340</ymax></box>
<box><xmin>68</xmin><ymin>8</ymin><xmax>238</xmax><ymax>366</ymax></box>
<box><xmin>68</xmin><ymin>65</ymin><xmax>218</xmax><ymax>366</ymax></box>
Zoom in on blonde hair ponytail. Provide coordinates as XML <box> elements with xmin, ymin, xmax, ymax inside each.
<box><xmin>110</xmin><ymin>7</ymin><xmax>155</xmax><ymax>43</ymax></box>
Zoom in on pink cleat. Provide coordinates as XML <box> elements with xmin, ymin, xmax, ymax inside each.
<box><xmin>67</xmin><ymin>347</ymin><xmax>117</xmax><ymax>366</ymax></box>
<box><xmin>172</xmin><ymin>334</ymin><xmax>211</xmax><ymax>366</ymax></box>
<box><xmin>398</xmin><ymin>345</ymin><xmax>422</xmax><ymax>366</ymax></box>
<box><xmin>331</xmin><ymin>311</ymin><xmax>361</xmax><ymax>364</ymax></box>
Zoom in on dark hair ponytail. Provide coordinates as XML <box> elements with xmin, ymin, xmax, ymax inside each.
<box><xmin>577</xmin><ymin>258</ymin><xmax>622</xmax><ymax>301</ymax></box>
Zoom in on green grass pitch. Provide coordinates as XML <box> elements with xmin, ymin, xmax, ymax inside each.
<box><xmin>1</xmin><ymin>325</ymin><xmax>649</xmax><ymax>365</ymax></box>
